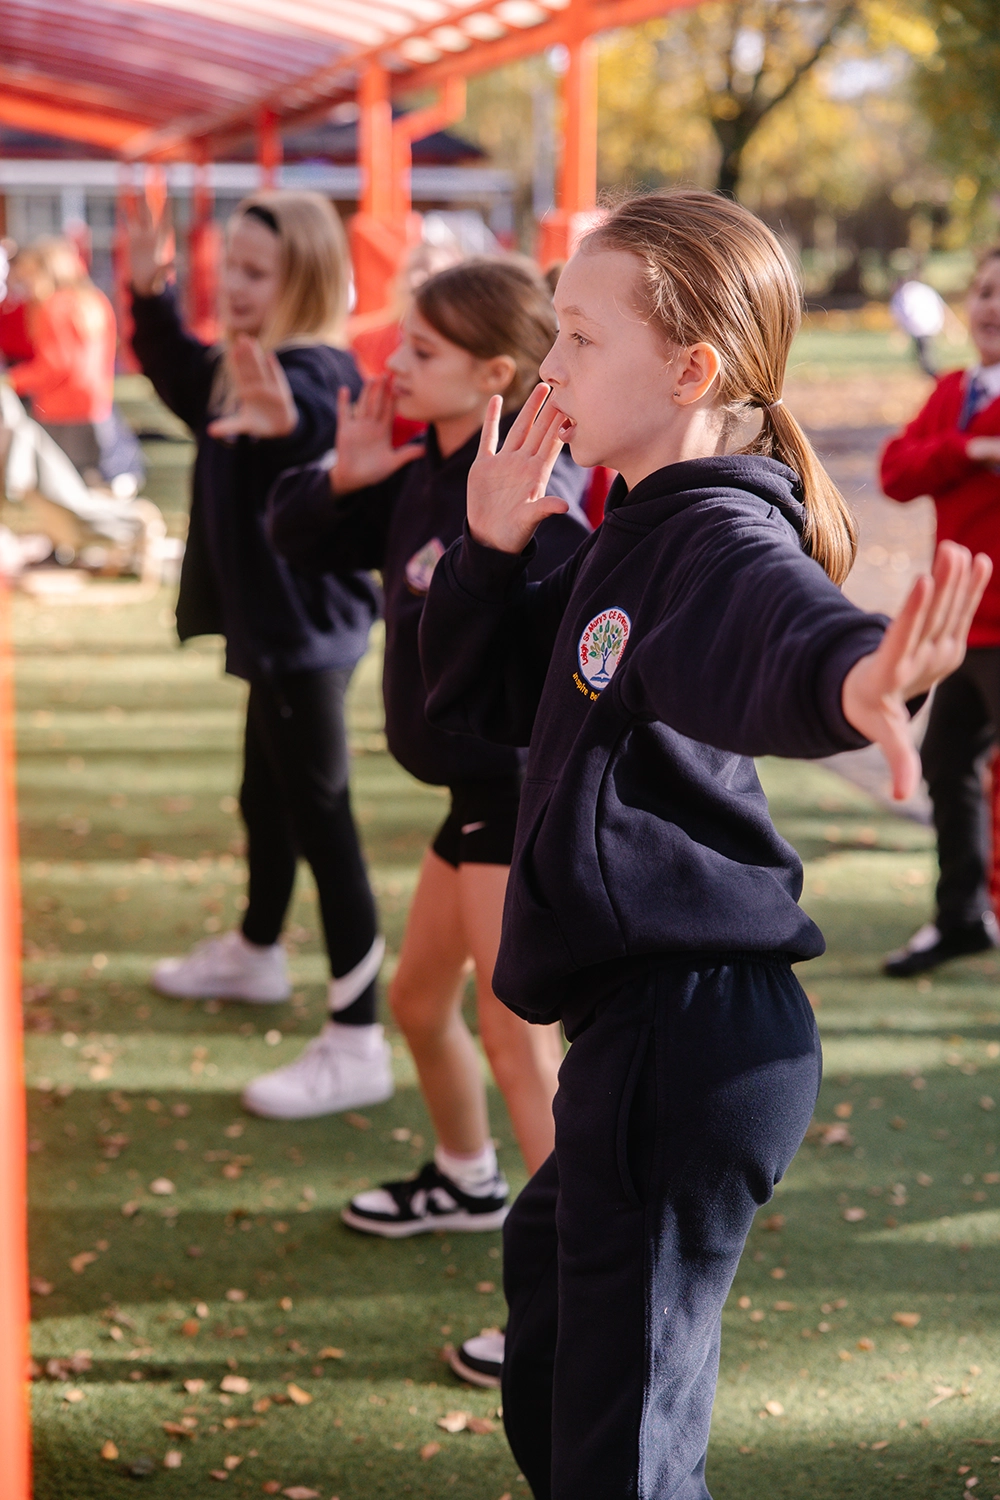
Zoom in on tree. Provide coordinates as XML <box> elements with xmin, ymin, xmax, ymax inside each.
<box><xmin>915</xmin><ymin>0</ymin><xmax>1000</xmax><ymax>203</ymax></box>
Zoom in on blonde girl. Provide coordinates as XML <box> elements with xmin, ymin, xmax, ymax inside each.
<box><xmin>128</xmin><ymin>192</ymin><xmax>389</xmax><ymax>1110</ymax></box>
<box><xmin>418</xmin><ymin>190</ymin><xmax>991</xmax><ymax>1498</ymax></box>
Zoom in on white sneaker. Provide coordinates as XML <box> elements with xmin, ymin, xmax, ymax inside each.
<box><xmin>449</xmin><ymin>1329</ymin><xmax>505</xmax><ymax>1389</ymax></box>
<box><xmin>241</xmin><ymin>1020</ymin><xmax>394</xmax><ymax>1120</ymax></box>
<box><xmin>152</xmin><ymin>930</ymin><xmax>290</xmax><ymax>1003</ymax></box>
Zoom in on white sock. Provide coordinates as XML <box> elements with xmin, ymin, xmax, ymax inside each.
<box><xmin>435</xmin><ymin>1141</ymin><xmax>500</xmax><ymax>1196</ymax></box>
<box><xmin>325</xmin><ymin>1017</ymin><xmax>381</xmax><ymax>1053</ymax></box>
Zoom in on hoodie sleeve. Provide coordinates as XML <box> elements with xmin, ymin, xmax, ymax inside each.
<box><xmin>130</xmin><ymin>287</ymin><xmax>218</xmax><ymax>432</ymax></box>
<box><xmin>421</xmin><ymin>525</ymin><xmax>597</xmax><ymax>747</ymax></box>
<box><xmin>880</xmin><ymin>373</ymin><xmax>982</xmax><ymax>501</ymax></box>
<box><xmin>620</xmin><ymin>501</ymin><xmax>886</xmax><ymax>759</ymax></box>
<box><xmin>267</xmin><ymin>460</ymin><xmax>403</xmax><ymax>574</ymax></box>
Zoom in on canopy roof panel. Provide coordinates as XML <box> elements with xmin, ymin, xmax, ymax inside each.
<box><xmin>0</xmin><ymin>0</ymin><xmax>697</xmax><ymax>159</ymax></box>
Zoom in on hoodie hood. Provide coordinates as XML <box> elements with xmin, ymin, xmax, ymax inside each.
<box><xmin>605</xmin><ymin>454</ymin><xmax>807</xmax><ymax>541</ymax></box>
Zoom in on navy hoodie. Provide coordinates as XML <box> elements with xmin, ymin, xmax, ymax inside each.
<box><xmin>267</xmin><ymin>418</ymin><xmax>590</xmax><ymax>786</ymax></box>
<box><xmin>420</xmin><ymin>454</ymin><xmax>887</xmax><ymax>1028</ymax></box>
<box><xmin>131</xmin><ymin>288</ymin><xmax>379</xmax><ymax>681</ymax></box>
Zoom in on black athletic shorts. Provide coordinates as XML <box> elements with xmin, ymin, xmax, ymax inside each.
<box><xmin>431</xmin><ymin>776</ymin><xmax>523</xmax><ymax>868</ymax></box>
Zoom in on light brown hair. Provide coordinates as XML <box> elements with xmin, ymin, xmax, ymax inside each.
<box><xmin>415</xmin><ymin>258</ymin><xmax>557</xmax><ymax>414</ymax></box>
<box><xmin>232</xmin><ymin>190</ymin><xmax>350</xmax><ymax>348</ymax></box>
<box><xmin>584</xmin><ymin>190</ymin><xmax>858</xmax><ymax>585</ymax></box>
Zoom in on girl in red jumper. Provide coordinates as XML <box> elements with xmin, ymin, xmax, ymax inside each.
<box><xmin>882</xmin><ymin>246</ymin><xmax>1000</xmax><ymax>975</ymax></box>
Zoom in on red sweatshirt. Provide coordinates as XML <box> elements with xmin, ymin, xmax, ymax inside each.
<box><xmin>880</xmin><ymin>368</ymin><xmax>1000</xmax><ymax>647</ymax></box>
<box><xmin>7</xmin><ymin>287</ymin><xmax>115</xmax><ymax>423</ymax></box>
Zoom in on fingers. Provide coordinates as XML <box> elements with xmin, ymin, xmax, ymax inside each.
<box><xmin>502</xmin><ymin>384</ymin><xmax>550</xmax><ymax>452</ymax></box>
<box><xmin>336</xmin><ymin>385</ymin><xmax>354</xmax><ymax>428</ymax></box>
<box><xmin>206</xmin><ymin>413</ymin><xmax>248</xmax><ymax>439</ymax></box>
<box><xmin>875</xmin><ymin>715</ymin><xmax>921</xmax><ymax>801</ymax></box>
<box><xmin>385</xmin><ymin>441</ymin><xmax>426</xmax><ymax>473</ymax></box>
<box><xmin>531</xmin><ymin>494</ymin><xmax>571</xmax><ymax>520</ymax></box>
<box><xmin>477</xmin><ymin>395</ymin><xmax>504</xmax><ymax>459</ymax></box>
<box><xmin>921</xmin><ymin>540</ymin><xmax>968</xmax><ymax>643</ymax></box>
<box><xmin>525</xmin><ymin>399</ymin><xmax>565</xmax><ymax>460</ymax></box>
<box><xmin>879</xmin><ymin>572</ymin><xmax>934</xmax><ymax>681</ymax></box>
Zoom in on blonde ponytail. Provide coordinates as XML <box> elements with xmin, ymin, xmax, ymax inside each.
<box><xmin>584</xmin><ymin>190</ymin><xmax>859</xmax><ymax>586</ymax></box>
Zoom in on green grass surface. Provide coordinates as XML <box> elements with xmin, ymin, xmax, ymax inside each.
<box><xmin>20</xmin><ymin>590</ymin><xmax>1000</xmax><ymax>1500</ymax></box>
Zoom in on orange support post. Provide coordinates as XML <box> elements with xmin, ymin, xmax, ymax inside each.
<box><xmin>390</xmin><ymin>76</ymin><xmax>467</xmax><ymax>223</ymax></box>
<box><xmin>256</xmin><ymin>109</ymin><xmax>282</xmax><ymax>190</ymax></box>
<box><xmin>186</xmin><ymin>159</ymin><xmax>220</xmax><ymax>345</ymax></box>
<box><xmin>0</xmin><ymin>579</ymin><xmax>30</xmax><ymax>1500</ymax></box>
<box><xmin>113</xmin><ymin>168</ymin><xmax>140</xmax><ymax>374</ymax></box>
<box><xmin>349</xmin><ymin>64</ymin><xmax>407</xmax><ymax>317</ymax></box>
<box><xmin>538</xmin><ymin>0</ymin><xmax>602</xmax><ymax>268</ymax></box>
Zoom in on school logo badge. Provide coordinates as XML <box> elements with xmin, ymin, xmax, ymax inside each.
<box><xmin>576</xmin><ymin>608</ymin><xmax>631</xmax><ymax>696</ymax></box>
<box><xmin>405</xmin><ymin>537</ymin><xmax>446</xmax><ymax>595</ymax></box>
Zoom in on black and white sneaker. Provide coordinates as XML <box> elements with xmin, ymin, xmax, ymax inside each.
<box><xmin>448</xmin><ymin>1329</ymin><xmax>504</xmax><ymax>1389</ymax></box>
<box><xmin>341</xmin><ymin>1160</ymin><xmax>509</xmax><ymax>1238</ymax></box>
<box><xmin>884</xmin><ymin>913</ymin><xmax>999</xmax><ymax>977</ymax></box>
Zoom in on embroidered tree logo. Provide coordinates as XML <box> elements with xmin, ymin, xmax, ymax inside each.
<box><xmin>587</xmin><ymin>615</ymin><xmax>625</xmax><ymax>684</ymax></box>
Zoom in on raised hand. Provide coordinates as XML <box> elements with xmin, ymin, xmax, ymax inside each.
<box><xmin>331</xmin><ymin>378</ymin><xmax>424</xmax><ymax>495</ymax></box>
<box><xmin>466</xmin><ymin>384</ymin><xmax>568</xmax><ymax>554</ymax></box>
<box><xmin>841</xmin><ymin>540</ymin><xmax>992</xmax><ymax>799</ymax></box>
<box><xmin>206</xmin><ymin>335</ymin><xmax>298</xmax><ymax>440</ymax></box>
<box><xmin>125</xmin><ymin>195</ymin><xmax>174</xmax><ymax>297</ymax></box>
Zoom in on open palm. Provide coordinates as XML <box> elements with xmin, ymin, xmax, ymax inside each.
<box><xmin>842</xmin><ymin>540</ymin><xmax>992</xmax><ymax>799</ymax></box>
<box><xmin>332</xmin><ymin>378</ymin><xmax>425</xmax><ymax>494</ymax></box>
<box><xmin>206</xmin><ymin>336</ymin><xmax>297</xmax><ymax>441</ymax></box>
<box><xmin>467</xmin><ymin>384</ymin><xmax>568</xmax><ymax>555</ymax></box>
<box><xmin>125</xmin><ymin>196</ymin><xmax>174</xmax><ymax>297</ymax></box>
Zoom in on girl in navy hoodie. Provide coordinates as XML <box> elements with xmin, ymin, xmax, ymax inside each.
<box><xmin>239</xmin><ymin>261</ymin><xmax>589</xmax><ymax>1257</ymax></box>
<box><xmin>418</xmin><ymin>191</ymin><xmax>990</xmax><ymax>1499</ymax></box>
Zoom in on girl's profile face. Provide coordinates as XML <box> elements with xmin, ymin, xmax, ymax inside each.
<box><xmin>387</xmin><ymin>306</ymin><xmax>513</xmax><ymax>426</ymax></box>
<box><xmin>968</xmin><ymin>258</ymin><xmax>1000</xmax><ymax>368</ymax></box>
<box><xmin>541</xmin><ymin>248</ymin><xmax>684</xmax><ymax>477</ymax></box>
<box><xmin>221</xmin><ymin>217</ymin><xmax>282</xmax><ymax>338</ymax></box>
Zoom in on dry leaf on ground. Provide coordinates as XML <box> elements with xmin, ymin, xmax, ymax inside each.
<box><xmin>30</xmin><ymin>1277</ymin><xmax>54</xmax><ymax>1296</ymax></box>
<box><xmin>69</xmin><ymin>1251</ymin><xmax>98</xmax><ymax>1274</ymax></box>
<box><xmin>282</xmin><ymin>1489</ymin><xmax>320</xmax><ymax>1499</ymax></box>
<box><xmin>163</xmin><ymin>1451</ymin><xmax>182</xmax><ymax>1469</ymax></box>
<box><xmin>209</xmin><ymin>1471</ymin><xmax>229</xmax><ymax>1481</ymax></box>
<box><xmin>437</xmin><ymin>1411</ymin><xmax>470</xmax><ymax>1433</ymax></box>
<box><xmin>162</xmin><ymin>1422</ymin><xmax>194</xmax><ymax>1439</ymax></box>
<box><xmin>220</xmin><ymin>1374</ymin><xmax>250</xmax><ymax>1394</ymax></box>
<box><xmin>223</xmin><ymin>1456</ymin><xmax>242</xmax><ymax>1470</ymax></box>
<box><xmin>892</xmin><ymin>1312</ymin><xmax>920</xmax><ymax>1328</ymax></box>
<box><xmin>286</xmin><ymin>1384</ymin><xmax>312</xmax><ymax>1406</ymax></box>
<box><xmin>180</xmin><ymin>1318</ymin><xmax>199</xmax><ymax>1337</ymax></box>
<box><xmin>842</xmin><ymin>1208</ymin><xmax>866</xmax><ymax>1222</ymax></box>
<box><xmin>318</xmin><ymin>1347</ymin><xmax>343</xmax><ymax>1359</ymax></box>
<box><xmin>149</xmin><ymin>1178</ymin><xmax>175</xmax><ymax>1195</ymax></box>
<box><xmin>764</xmin><ymin>1401</ymin><xmax>784</xmax><ymax>1417</ymax></box>
<box><xmin>465</xmin><ymin>1416</ymin><xmax>496</xmax><ymax>1435</ymax></box>
<box><xmin>100</xmin><ymin>1440</ymin><xmax>119</xmax><ymax>1460</ymax></box>
<box><xmin>420</xmin><ymin>1442</ymin><xmax>442</xmax><ymax>1460</ymax></box>
<box><xmin>344</xmin><ymin>1112</ymin><xmax>370</xmax><ymax>1130</ymax></box>
<box><xmin>225</xmin><ymin>1289</ymin><xmax>247</xmax><ymax>1303</ymax></box>
<box><xmin>183</xmin><ymin>1378</ymin><xmax>205</xmax><ymax>1394</ymax></box>
<box><xmin>476</xmin><ymin>1281</ymin><xmax>495</xmax><ymax>1294</ymax></box>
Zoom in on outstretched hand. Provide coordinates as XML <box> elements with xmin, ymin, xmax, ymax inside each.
<box><xmin>331</xmin><ymin>378</ymin><xmax>425</xmax><ymax>495</ymax></box>
<box><xmin>842</xmin><ymin>540</ymin><xmax>992</xmax><ymax>799</ymax></box>
<box><xmin>124</xmin><ymin>195</ymin><xmax>174</xmax><ymax>297</ymax></box>
<box><xmin>466</xmin><ymin>384</ymin><xmax>569</xmax><ymax>554</ymax></box>
<box><xmin>206</xmin><ymin>336</ymin><xmax>298</xmax><ymax>441</ymax></box>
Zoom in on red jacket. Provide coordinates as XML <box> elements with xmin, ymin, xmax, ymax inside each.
<box><xmin>7</xmin><ymin>287</ymin><xmax>115</xmax><ymax>423</ymax></box>
<box><xmin>880</xmin><ymin>368</ymin><xmax>1000</xmax><ymax>647</ymax></box>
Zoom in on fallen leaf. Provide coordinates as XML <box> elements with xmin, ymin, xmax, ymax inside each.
<box><xmin>420</xmin><ymin>1442</ymin><xmax>442</xmax><ymax>1460</ymax></box>
<box><xmin>183</xmin><ymin>1378</ymin><xmax>206</xmax><ymax>1394</ymax></box>
<box><xmin>30</xmin><ymin>1277</ymin><xmax>54</xmax><ymax>1296</ymax></box>
<box><xmin>225</xmin><ymin>1289</ymin><xmax>247</xmax><ymax>1303</ymax></box>
<box><xmin>764</xmin><ymin>1400</ymin><xmax>784</xmax><ymax>1417</ymax></box>
<box><xmin>437</xmin><ymin>1411</ymin><xmax>470</xmax><ymax>1433</ymax></box>
<box><xmin>63</xmin><ymin>1388</ymin><xmax>85</xmax><ymax>1403</ymax></box>
<box><xmin>892</xmin><ymin>1312</ymin><xmax>921</xmax><ymax>1328</ymax></box>
<box><xmin>121</xmin><ymin>1201</ymin><xmax>141</xmax><ymax>1218</ymax></box>
<box><xmin>263</xmin><ymin>1486</ymin><xmax>281</xmax><ymax>1496</ymax></box>
<box><xmin>871</xmin><ymin>1440</ymin><xmax>889</xmax><ymax>1451</ymax></box>
<box><xmin>737</xmin><ymin>1296</ymin><xmax>752</xmax><ymax>1309</ymax></box>
<box><xmin>186</xmin><ymin>1245</ymin><xmax>203</xmax><ymax>1259</ymax></box>
<box><xmin>927</xmin><ymin>1386</ymin><xmax>956</xmax><ymax>1408</ymax></box>
<box><xmin>252</xmin><ymin>1397</ymin><xmax>272</xmax><ymax>1414</ymax></box>
<box><xmin>161</xmin><ymin>1422</ymin><xmax>194</xmax><ymax>1439</ymax></box>
<box><xmin>223</xmin><ymin>1456</ymin><xmax>242</xmax><ymax>1471</ymax></box>
<box><xmin>286</xmin><ymin>1384</ymin><xmax>312</xmax><ymax>1406</ymax></box>
<box><xmin>344</xmin><ymin>1112</ymin><xmax>370</xmax><ymax>1130</ymax></box>
<box><xmin>281</xmin><ymin>1489</ymin><xmax>320</xmax><ymax>1500</ymax></box>
<box><xmin>163</xmin><ymin>1451</ymin><xmax>182</xmax><ymax>1469</ymax></box>
<box><xmin>762</xmin><ymin>1214</ymin><xmax>785</xmax><ymax>1232</ymax></box>
<box><xmin>149</xmin><ymin>1178</ymin><xmax>175</xmax><ymax>1195</ymax></box>
<box><xmin>465</xmin><ymin>1415</ymin><xmax>496</xmax><ymax>1435</ymax></box>
<box><xmin>769</xmin><ymin>1267</ymin><xmax>786</xmax><ymax>1280</ymax></box>
<box><xmin>476</xmin><ymin>1281</ymin><xmax>495</xmax><ymax>1294</ymax></box>
<box><xmin>100</xmin><ymin>1440</ymin><xmax>119</xmax><ymax>1460</ymax></box>
<box><xmin>69</xmin><ymin>1251</ymin><xmax>98</xmax><ymax>1274</ymax></box>
<box><xmin>833</xmin><ymin>1102</ymin><xmax>853</xmax><ymax>1119</ymax></box>
<box><xmin>318</xmin><ymin>1347</ymin><xmax>344</xmax><ymax>1359</ymax></box>
<box><xmin>218</xmin><ymin>1374</ymin><xmax>250</xmax><ymax>1394</ymax></box>
<box><xmin>857</xmin><ymin>1337</ymin><xmax>875</xmax><ymax>1351</ymax></box>
<box><xmin>180</xmin><ymin>1319</ymin><xmax>200</xmax><ymax>1338</ymax></box>
<box><xmin>773</xmin><ymin>1301</ymin><xmax>795</xmax><ymax>1312</ymax></box>
<box><xmin>842</xmin><ymin>1208</ymin><xmax>866</xmax><ymax>1222</ymax></box>
<box><xmin>749</xmin><ymin>1310</ymin><xmax>765</xmax><ymax>1323</ymax></box>
<box><xmin>889</xmin><ymin>1116</ymin><xmax>907</xmax><ymax>1131</ymax></box>
<box><xmin>979</xmin><ymin>1096</ymin><xmax>995</xmax><ymax>1111</ymax></box>
<box><xmin>209</xmin><ymin>1471</ymin><xmax>229</xmax><ymax>1482</ymax></box>
<box><xmin>279</xmin><ymin>1296</ymin><xmax>293</xmax><ymax>1311</ymax></box>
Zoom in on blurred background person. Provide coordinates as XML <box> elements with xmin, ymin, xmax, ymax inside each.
<box><xmin>5</xmin><ymin>237</ymin><xmax>144</xmax><ymax>496</ymax></box>
<box><xmin>890</xmin><ymin>274</ymin><xmax>947</xmax><ymax>379</ymax></box>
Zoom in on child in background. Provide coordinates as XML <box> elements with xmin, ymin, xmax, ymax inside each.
<box><xmin>241</xmin><ymin>263</ymin><xmax>588</xmax><ymax>1268</ymax></box>
<box><xmin>128</xmin><ymin>192</ymin><xmax>391</xmax><ymax>1115</ymax></box>
<box><xmin>882</xmin><ymin>246</ymin><xmax>1000</xmax><ymax>976</ymax></box>
<box><xmin>418</xmin><ymin>190</ymin><xmax>989</xmax><ymax>1499</ymax></box>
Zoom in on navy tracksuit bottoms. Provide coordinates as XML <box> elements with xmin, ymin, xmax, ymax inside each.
<box><xmin>501</xmin><ymin>958</ymin><xmax>822</xmax><ymax>1500</ymax></box>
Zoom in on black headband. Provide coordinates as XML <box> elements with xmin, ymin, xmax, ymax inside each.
<box><xmin>243</xmin><ymin>204</ymin><xmax>279</xmax><ymax>234</ymax></box>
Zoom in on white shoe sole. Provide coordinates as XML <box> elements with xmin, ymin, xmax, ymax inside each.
<box><xmin>152</xmin><ymin>974</ymin><xmax>290</xmax><ymax>1004</ymax></box>
<box><xmin>447</xmin><ymin>1348</ymin><xmax>502</xmax><ymax>1389</ymax></box>
<box><xmin>241</xmin><ymin>1075</ymin><xmax>395</xmax><ymax>1121</ymax></box>
<box><xmin>340</xmin><ymin>1202</ymin><xmax>510</xmax><ymax>1238</ymax></box>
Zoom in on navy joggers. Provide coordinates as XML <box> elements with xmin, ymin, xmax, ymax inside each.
<box><xmin>501</xmin><ymin>957</ymin><xmax>822</xmax><ymax>1500</ymax></box>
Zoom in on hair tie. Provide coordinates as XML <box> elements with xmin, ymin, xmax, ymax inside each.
<box><xmin>767</xmin><ymin>398</ymin><xmax>783</xmax><ymax>411</ymax></box>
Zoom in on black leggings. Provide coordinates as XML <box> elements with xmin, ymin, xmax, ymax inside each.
<box><xmin>239</xmin><ymin>668</ymin><xmax>378</xmax><ymax>1024</ymax></box>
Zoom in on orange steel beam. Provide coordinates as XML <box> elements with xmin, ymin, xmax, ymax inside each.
<box><xmin>256</xmin><ymin>108</ymin><xmax>283</xmax><ymax>189</ymax></box>
<box><xmin>0</xmin><ymin>578</ymin><xmax>30</xmax><ymax>1500</ymax></box>
<box><xmin>0</xmin><ymin>64</ymin><xmax>159</xmax><ymax>127</ymax></box>
<box><xmin>359</xmin><ymin>63</ymin><xmax>394</xmax><ymax>222</ymax></box>
<box><xmin>391</xmin><ymin>74</ymin><xmax>466</xmax><ymax>221</ymax></box>
<box><xmin>0</xmin><ymin>93</ymin><xmax>148</xmax><ymax>152</ymax></box>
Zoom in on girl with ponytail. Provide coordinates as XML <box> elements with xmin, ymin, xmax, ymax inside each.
<box><xmin>418</xmin><ymin>189</ymin><xmax>990</xmax><ymax>1499</ymax></box>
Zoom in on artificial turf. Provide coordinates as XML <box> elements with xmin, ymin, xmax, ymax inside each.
<box><xmin>20</xmin><ymin>371</ymin><xmax>1000</xmax><ymax>1499</ymax></box>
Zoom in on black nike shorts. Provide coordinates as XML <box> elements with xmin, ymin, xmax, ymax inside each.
<box><xmin>431</xmin><ymin>776</ymin><xmax>523</xmax><ymax>868</ymax></box>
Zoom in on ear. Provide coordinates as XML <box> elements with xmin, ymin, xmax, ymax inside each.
<box><xmin>672</xmin><ymin>342</ymin><xmax>722</xmax><ymax>407</ymax></box>
<box><xmin>477</xmin><ymin>353</ymin><xmax>518</xmax><ymax>397</ymax></box>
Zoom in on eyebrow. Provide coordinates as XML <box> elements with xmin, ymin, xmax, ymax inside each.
<box><xmin>558</xmin><ymin>303</ymin><xmax>597</xmax><ymax>322</ymax></box>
